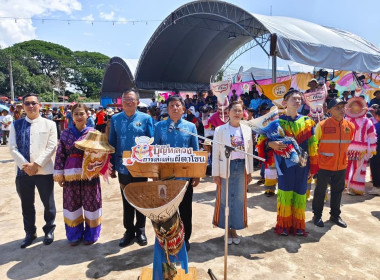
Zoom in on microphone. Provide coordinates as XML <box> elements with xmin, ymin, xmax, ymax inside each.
<box><xmin>168</xmin><ymin>121</ymin><xmax>176</xmax><ymax>132</ymax></box>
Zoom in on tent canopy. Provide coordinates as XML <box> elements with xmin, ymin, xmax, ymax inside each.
<box><xmin>134</xmin><ymin>0</ymin><xmax>380</xmax><ymax>91</ymax></box>
<box><xmin>101</xmin><ymin>57</ymin><xmax>135</xmax><ymax>98</ymax></box>
<box><xmin>253</xmin><ymin>13</ymin><xmax>380</xmax><ymax>74</ymax></box>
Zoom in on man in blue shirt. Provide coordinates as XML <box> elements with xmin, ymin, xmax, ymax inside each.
<box><xmin>109</xmin><ymin>89</ymin><xmax>154</xmax><ymax>247</ymax></box>
<box><xmin>249</xmin><ymin>90</ymin><xmax>263</xmax><ymax>116</ymax></box>
<box><xmin>154</xmin><ymin>95</ymin><xmax>200</xmax><ymax>251</ymax></box>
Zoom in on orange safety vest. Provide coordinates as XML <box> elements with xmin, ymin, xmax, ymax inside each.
<box><xmin>318</xmin><ymin>117</ymin><xmax>355</xmax><ymax>171</ymax></box>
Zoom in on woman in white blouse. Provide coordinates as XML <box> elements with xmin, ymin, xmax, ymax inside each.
<box><xmin>212</xmin><ymin>101</ymin><xmax>254</xmax><ymax>245</ymax></box>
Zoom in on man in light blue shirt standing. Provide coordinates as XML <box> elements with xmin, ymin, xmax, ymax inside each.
<box><xmin>154</xmin><ymin>95</ymin><xmax>200</xmax><ymax>252</ymax></box>
<box><xmin>109</xmin><ymin>89</ymin><xmax>154</xmax><ymax>248</ymax></box>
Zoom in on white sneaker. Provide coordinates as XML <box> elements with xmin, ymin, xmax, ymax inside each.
<box><xmin>232</xmin><ymin>237</ymin><xmax>240</xmax><ymax>245</ymax></box>
<box><xmin>224</xmin><ymin>237</ymin><xmax>232</xmax><ymax>245</ymax></box>
<box><xmin>368</xmin><ymin>188</ymin><xmax>380</xmax><ymax>195</ymax></box>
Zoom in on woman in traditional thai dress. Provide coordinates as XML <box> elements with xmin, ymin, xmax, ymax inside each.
<box><xmin>265</xmin><ymin>90</ymin><xmax>318</xmax><ymax>236</ymax></box>
<box><xmin>54</xmin><ymin>103</ymin><xmax>102</xmax><ymax>245</ymax></box>
<box><xmin>345</xmin><ymin>97</ymin><xmax>377</xmax><ymax>195</ymax></box>
<box><xmin>212</xmin><ymin>101</ymin><xmax>254</xmax><ymax>245</ymax></box>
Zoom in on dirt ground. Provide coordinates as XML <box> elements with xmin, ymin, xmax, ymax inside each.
<box><xmin>1</xmin><ymin>145</ymin><xmax>379</xmax><ymax>280</ymax></box>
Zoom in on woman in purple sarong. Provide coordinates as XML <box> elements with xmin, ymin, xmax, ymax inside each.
<box><xmin>54</xmin><ymin>103</ymin><xmax>102</xmax><ymax>246</ymax></box>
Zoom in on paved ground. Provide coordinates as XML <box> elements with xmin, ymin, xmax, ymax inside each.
<box><xmin>1</xmin><ymin>145</ymin><xmax>379</xmax><ymax>280</ymax></box>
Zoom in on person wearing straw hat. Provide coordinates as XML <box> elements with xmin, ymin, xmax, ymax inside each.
<box><xmin>54</xmin><ymin>103</ymin><xmax>107</xmax><ymax>246</ymax></box>
<box><xmin>153</xmin><ymin>95</ymin><xmax>200</xmax><ymax>252</ymax></box>
<box><xmin>108</xmin><ymin>89</ymin><xmax>154</xmax><ymax>247</ymax></box>
<box><xmin>9</xmin><ymin>93</ymin><xmax>57</xmax><ymax>248</ymax></box>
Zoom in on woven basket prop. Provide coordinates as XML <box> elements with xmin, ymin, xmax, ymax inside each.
<box><xmin>74</xmin><ymin>130</ymin><xmax>115</xmax><ymax>180</ymax></box>
<box><xmin>124</xmin><ymin>180</ymin><xmax>189</xmax><ymax>279</ymax></box>
<box><xmin>123</xmin><ymin>180</ymin><xmax>188</xmax><ymax>223</ymax></box>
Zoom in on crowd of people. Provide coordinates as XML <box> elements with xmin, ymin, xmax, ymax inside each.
<box><xmin>4</xmin><ymin>82</ymin><xmax>380</xmax><ymax>277</ymax></box>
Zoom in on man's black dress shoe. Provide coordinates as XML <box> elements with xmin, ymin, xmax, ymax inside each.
<box><xmin>119</xmin><ymin>231</ymin><xmax>135</xmax><ymax>247</ymax></box>
<box><xmin>313</xmin><ymin>216</ymin><xmax>324</xmax><ymax>227</ymax></box>
<box><xmin>20</xmin><ymin>233</ymin><xmax>37</xmax><ymax>248</ymax></box>
<box><xmin>330</xmin><ymin>216</ymin><xmax>347</xmax><ymax>228</ymax></box>
<box><xmin>43</xmin><ymin>232</ymin><xmax>54</xmax><ymax>245</ymax></box>
<box><xmin>185</xmin><ymin>240</ymin><xmax>190</xmax><ymax>252</ymax></box>
<box><xmin>136</xmin><ymin>232</ymin><xmax>148</xmax><ymax>246</ymax></box>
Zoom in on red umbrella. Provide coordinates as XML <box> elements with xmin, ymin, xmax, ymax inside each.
<box><xmin>0</xmin><ymin>96</ymin><xmax>9</xmax><ymax>100</ymax></box>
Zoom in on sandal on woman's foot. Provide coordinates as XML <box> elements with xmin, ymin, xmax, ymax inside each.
<box><xmin>70</xmin><ymin>239</ymin><xmax>81</xmax><ymax>246</ymax></box>
<box><xmin>84</xmin><ymin>240</ymin><xmax>95</xmax><ymax>245</ymax></box>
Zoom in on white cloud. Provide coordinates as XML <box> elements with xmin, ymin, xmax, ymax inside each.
<box><xmin>99</xmin><ymin>11</ymin><xmax>115</xmax><ymax>21</ymax></box>
<box><xmin>82</xmin><ymin>14</ymin><xmax>94</xmax><ymax>23</ymax></box>
<box><xmin>117</xmin><ymin>17</ymin><xmax>127</xmax><ymax>24</ymax></box>
<box><xmin>0</xmin><ymin>0</ymin><xmax>81</xmax><ymax>47</ymax></box>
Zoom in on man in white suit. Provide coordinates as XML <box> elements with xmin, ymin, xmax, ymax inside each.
<box><xmin>9</xmin><ymin>93</ymin><xmax>57</xmax><ymax>248</ymax></box>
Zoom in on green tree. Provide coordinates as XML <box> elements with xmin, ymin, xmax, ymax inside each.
<box><xmin>39</xmin><ymin>91</ymin><xmax>54</xmax><ymax>102</ymax></box>
<box><xmin>70</xmin><ymin>51</ymin><xmax>109</xmax><ymax>99</ymax></box>
<box><xmin>68</xmin><ymin>92</ymin><xmax>81</xmax><ymax>102</ymax></box>
<box><xmin>0</xmin><ymin>40</ymin><xmax>109</xmax><ymax>100</ymax></box>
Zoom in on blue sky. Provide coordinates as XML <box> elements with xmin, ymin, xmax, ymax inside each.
<box><xmin>1</xmin><ymin>0</ymin><xmax>379</xmax><ymax>74</ymax></box>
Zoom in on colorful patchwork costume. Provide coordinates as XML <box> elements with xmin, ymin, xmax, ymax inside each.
<box><xmin>345</xmin><ymin>97</ymin><xmax>377</xmax><ymax>195</ymax></box>
<box><xmin>260</xmin><ymin>115</ymin><xmax>318</xmax><ymax>235</ymax></box>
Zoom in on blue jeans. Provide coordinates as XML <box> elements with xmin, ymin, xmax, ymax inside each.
<box><xmin>216</xmin><ymin>159</ymin><xmax>246</xmax><ymax>230</ymax></box>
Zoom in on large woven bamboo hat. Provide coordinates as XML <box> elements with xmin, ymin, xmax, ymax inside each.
<box><xmin>346</xmin><ymin>96</ymin><xmax>368</xmax><ymax>118</ymax></box>
<box><xmin>123</xmin><ymin>180</ymin><xmax>188</xmax><ymax>223</ymax></box>
<box><xmin>75</xmin><ymin>130</ymin><xmax>115</xmax><ymax>153</ymax></box>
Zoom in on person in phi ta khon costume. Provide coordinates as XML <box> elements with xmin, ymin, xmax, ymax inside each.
<box><xmin>267</xmin><ymin>90</ymin><xmax>318</xmax><ymax>236</ymax></box>
<box><xmin>344</xmin><ymin>97</ymin><xmax>377</xmax><ymax>195</ymax></box>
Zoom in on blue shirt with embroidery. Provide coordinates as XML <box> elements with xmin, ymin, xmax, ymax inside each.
<box><xmin>13</xmin><ymin>118</ymin><xmax>31</xmax><ymax>177</ymax></box>
<box><xmin>153</xmin><ymin>118</ymin><xmax>199</xmax><ymax>151</ymax></box>
<box><xmin>109</xmin><ymin>110</ymin><xmax>154</xmax><ymax>175</ymax></box>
